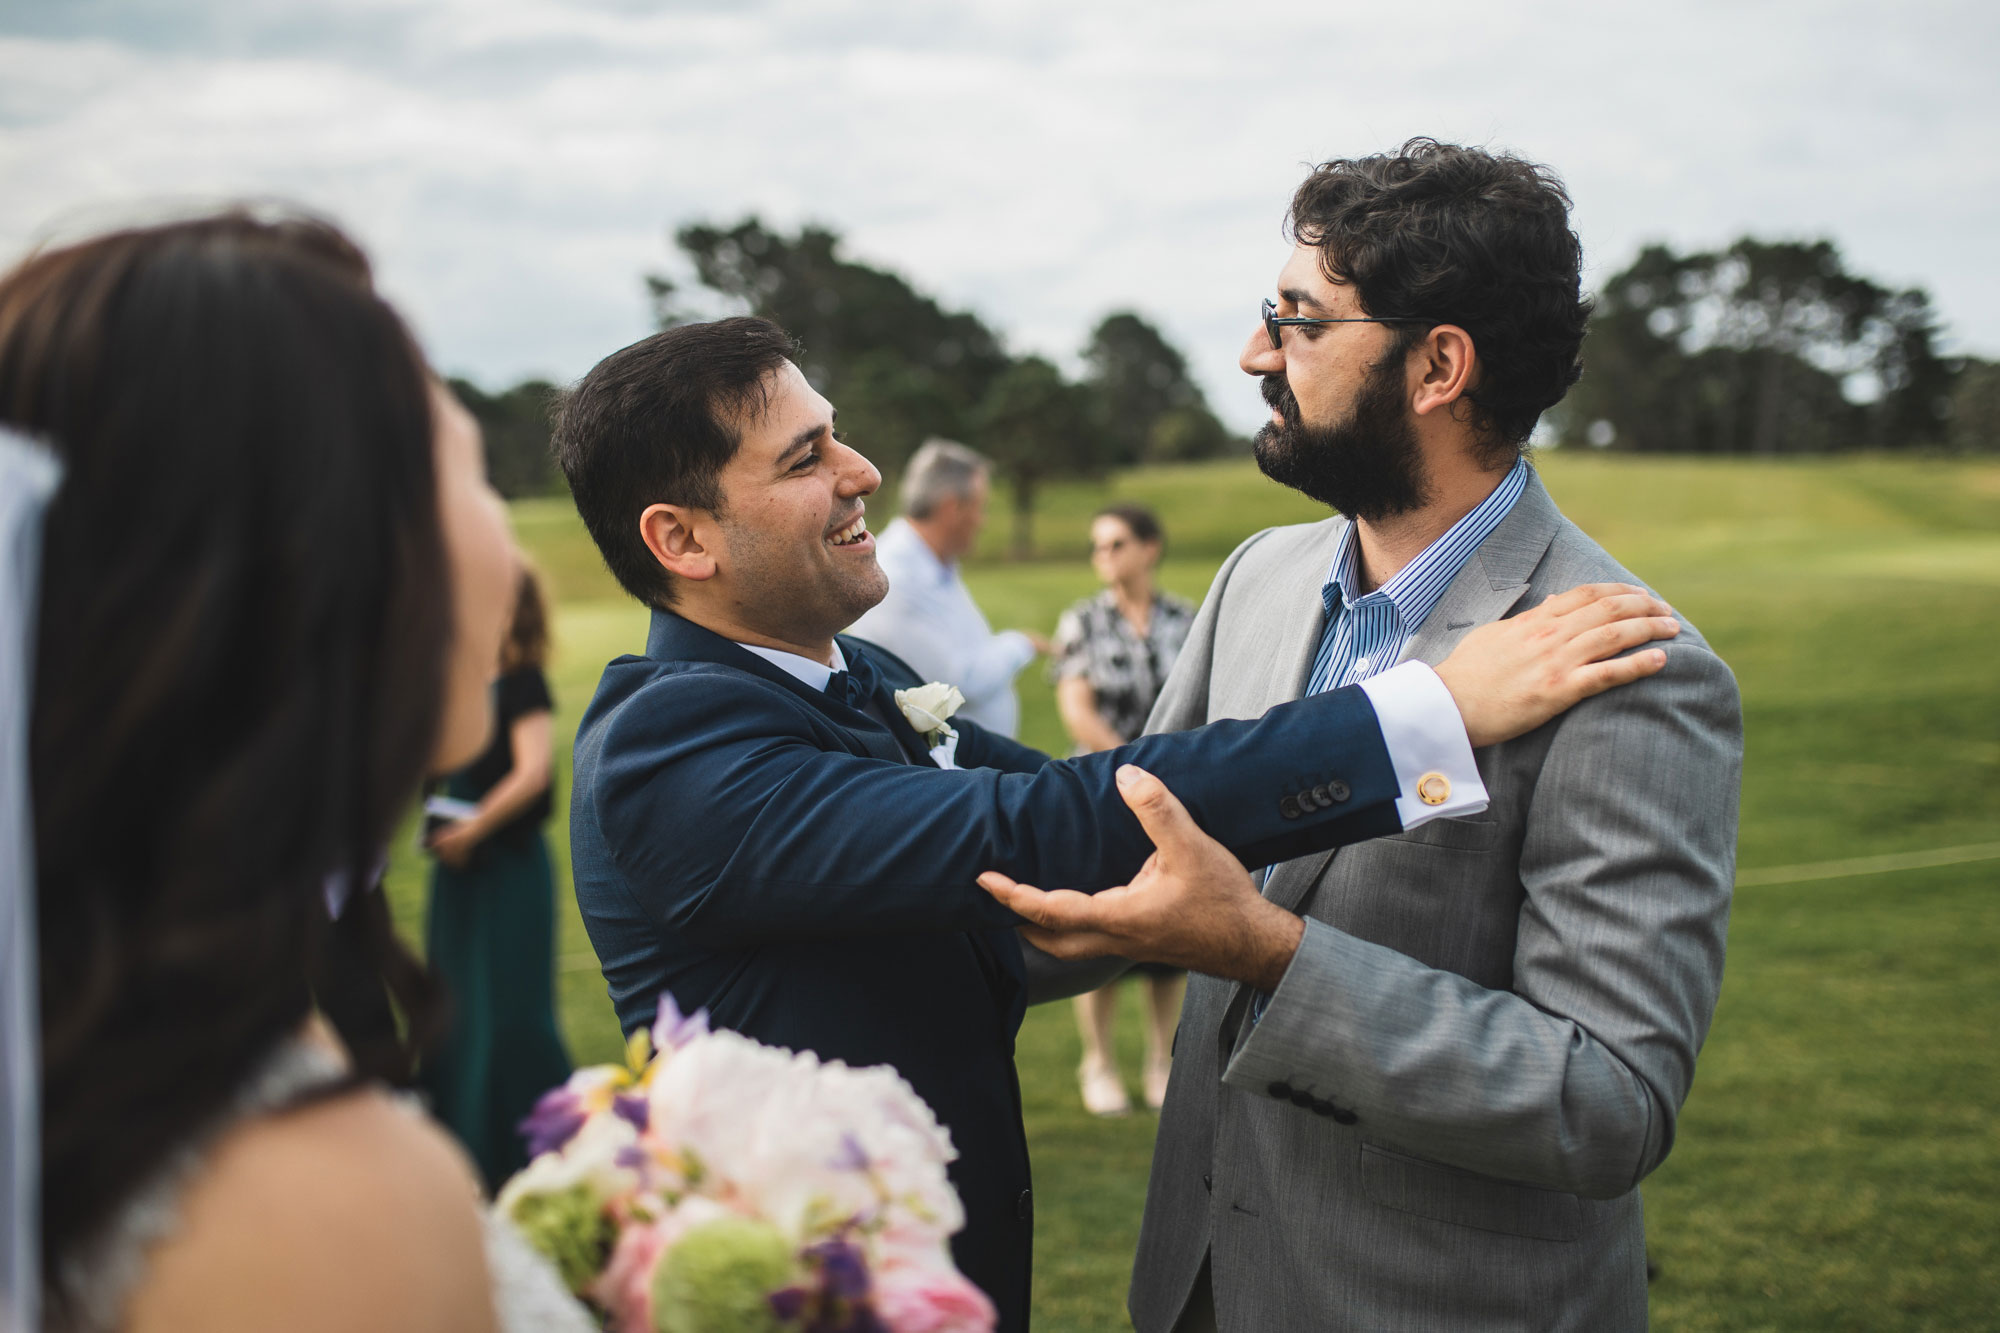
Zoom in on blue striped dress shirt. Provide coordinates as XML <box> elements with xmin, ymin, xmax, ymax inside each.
<box><xmin>1305</xmin><ymin>457</ymin><xmax>1531</xmax><ymax>697</ymax></box>
<box><xmin>1248</xmin><ymin>457</ymin><xmax>1527</xmax><ymax>1024</ymax></box>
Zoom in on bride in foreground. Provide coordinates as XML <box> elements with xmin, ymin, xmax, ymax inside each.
<box><xmin>2</xmin><ymin>212</ymin><xmax>592</xmax><ymax>1331</ymax></box>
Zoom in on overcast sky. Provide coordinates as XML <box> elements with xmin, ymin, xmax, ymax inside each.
<box><xmin>4</xmin><ymin>0</ymin><xmax>1996</xmax><ymax>432</ymax></box>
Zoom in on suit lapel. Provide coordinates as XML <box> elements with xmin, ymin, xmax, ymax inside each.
<box><xmin>861</xmin><ymin>682</ymin><xmax>942</xmax><ymax>768</ymax></box>
<box><xmin>643</xmin><ymin>612</ymin><xmax>930</xmax><ymax>766</ymax></box>
<box><xmin>1397</xmin><ymin>469</ymin><xmax>1562</xmax><ymax>668</ymax></box>
<box><xmin>1231</xmin><ymin>474</ymin><xmax>1565</xmax><ymax>1010</ymax></box>
<box><xmin>1264</xmin><ymin>517</ymin><xmax>1350</xmax><ymax>701</ymax></box>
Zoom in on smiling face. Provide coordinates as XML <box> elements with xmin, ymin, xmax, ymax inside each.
<box><xmin>701</xmin><ymin>361</ymin><xmax>889</xmax><ymax>653</ymax></box>
<box><xmin>1241</xmin><ymin>243</ymin><xmax>1430</xmax><ymax>519</ymax></box>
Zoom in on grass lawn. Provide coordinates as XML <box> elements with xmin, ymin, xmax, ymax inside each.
<box><xmin>383</xmin><ymin>451</ymin><xmax>2000</xmax><ymax>1330</ymax></box>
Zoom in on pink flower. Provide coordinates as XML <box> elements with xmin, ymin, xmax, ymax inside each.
<box><xmin>873</xmin><ymin>1263</ymin><xmax>997</xmax><ymax>1333</ymax></box>
<box><xmin>589</xmin><ymin>1199</ymin><xmax>733</xmax><ymax>1333</ymax></box>
<box><xmin>592</xmin><ymin>1219</ymin><xmax>674</xmax><ymax>1333</ymax></box>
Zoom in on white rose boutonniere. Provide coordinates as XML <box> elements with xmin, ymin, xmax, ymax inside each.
<box><xmin>895</xmin><ymin>682</ymin><xmax>966</xmax><ymax>769</ymax></box>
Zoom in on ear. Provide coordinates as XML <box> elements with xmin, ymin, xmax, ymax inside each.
<box><xmin>1409</xmin><ymin>324</ymin><xmax>1478</xmax><ymax>418</ymax></box>
<box><xmin>639</xmin><ymin>503</ymin><xmax>719</xmax><ymax>583</ymax></box>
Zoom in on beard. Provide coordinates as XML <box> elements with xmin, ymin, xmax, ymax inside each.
<box><xmin>1252</xmin><ymin>349</ymin><xmax>1429</xmax><ymax>521</ymax></box>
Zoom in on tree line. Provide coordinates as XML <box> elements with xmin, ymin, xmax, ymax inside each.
<box><xmin>1558</xmin><ymin>237</ymin><xmax>1995</xmax><ymax>455</ymax></box>
<box><xmin>461</xmin><ymin>218</ymin><xmax>1239</xmax><ymax>557</ymax></box>
<box><xmin>456</xmin><ymin>225</ymin><xmax>1999</xmax><ymax>545</ymax></box>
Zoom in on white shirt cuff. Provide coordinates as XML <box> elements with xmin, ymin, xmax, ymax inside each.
<box><xmin>1357</xmin><ymin>661</ymin><xmax>1489</xmax><ymax>829</ymax></box>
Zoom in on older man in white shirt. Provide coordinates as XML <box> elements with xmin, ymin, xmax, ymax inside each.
<box><xmin>845</xmin><ymin>439</ymin><xmax>1048</xmax><ymax>737</ymax></box>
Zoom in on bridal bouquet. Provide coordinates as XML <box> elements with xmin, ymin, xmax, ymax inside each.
<box><xmin>494</xmin><ymin>996</ymin><xmax>996</xmax><ymax>1333</ymax></box>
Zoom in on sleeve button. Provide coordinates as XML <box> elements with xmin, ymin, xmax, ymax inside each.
<box><xmin>1289</xmin><ymin>1089</ymin><xmax>1316</xmax><ymax>1109</ymax></box>
<box><xmin>1331</xmin><ymin>1107</ymin><xmax>1359</xmax><ymax>1125</ymax></box>
<box><xmin>1279</xmin><ymin>796</ymin><xmax>1302</xmax><ymax>820</ymax></box>
<box><xmin>1310</xmin><ymin>784</ymin><xmax>1332</xmax><ymax>806</ymax></box>
<box><xmin>1328</xmin><ymin>780</ymin><xmax>1351</xmax><ymax>802</ymax></box>
<box><xmin>1267</xmin><ymin>1081</ymin><xmax>1293</xmax><ymax>1099</ymax></box>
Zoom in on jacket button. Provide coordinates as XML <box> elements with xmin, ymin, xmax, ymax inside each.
<box><xmin>1278</xmin><ymin>796</ymin><xmax>1302</xmax><ymax>820</ymax></box>
<box><xmin>1296</xmin><ymin>788</ymin><xmax>1320</xmax><ymax>812</ymax></box>
<box><xmin>1328</xmin><ymin>780</ymin><xmax>1351</xmax><ymax>802</ymax></box>
<box><xmin>1311</xmin><ymin>1099</ymin><xmax>1335</xmax><ymax>1118</ymax></box>
<box><xmin>1331</xmin><ymin>1107</ymin><xmax>1358</xmax><ymax>1125</ymax></box>
<box><xmin>1202</xmin><ymin>1172</ymin><xmax>1213</xmax><ymax>1193</ymax></box>
<box><xmin>1267</xmin><ymin>1081</ymin><xmax>1292</xmax><ymax>1099</ymax></box>
<box><xmin>1017</xmin><ymin>1189</ymin><xmax>1033</xmax><ymax>1222</ymax></box>
<box><xmin>1289</xmin><ymin>1089</ymin><xmax>1316</xmax><ymax>1109</ymax></box>
<box><xmin>1310</xmin><ymin>784</ymin><xmax>1333</xmax><ymax>807</ymax></box>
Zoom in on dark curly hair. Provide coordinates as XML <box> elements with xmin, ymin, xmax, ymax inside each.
<box><xmin>1287</xmin><ymin>138</ymin><xmax>1591</xmax><ymax>461</ymax></box>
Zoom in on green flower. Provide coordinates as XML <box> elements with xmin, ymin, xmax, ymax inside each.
<box><xmin>651</xmin><ymin>1217</ymin><xmax>797</xmax><ymax>1333</ymax></box>
<box><xmin>508</xmin><ymin>1183</ymin><xmax>615</xmax><ymax>1293</ymax></box>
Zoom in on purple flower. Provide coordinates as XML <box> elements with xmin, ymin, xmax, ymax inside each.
<box><xmin>828</xmin><ymin>1132</ymin><xmax>871</xmax><ymax>1172</ymax></box>
<box><xmin>769</xmin><ymin>1287</ymin><xmax>809</xmax><ymax>1321</ymax></box>
<box><xmin>650</xmin><ymin>991</ymin><xmax>711</xmax><ymax>1053</ymax></box>
<box><xmin>612</xmin><ymin>1092</ymin><xmax>649</xmax><ymax>1132</ymax></box>
<box><xmin>804</xmin><ymin>1237</ymin><xmax>872</xmax><ymax>1303</ymax></box>
<box><xmin>517</xmin><ymin>1087</ymin><xmax>589</xmax><ymax>1158</ymax></box>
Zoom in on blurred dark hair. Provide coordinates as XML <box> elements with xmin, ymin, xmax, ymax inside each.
<box><xmin>1287</xmin><ymin>137</ymin><xmax>1590</xmax><ymax>461</ymax></box>
<box><xmin>502</xmin><ymin>563</ymin><xmax>550</xmax><ymax>672</ymax></box>
<box><xmin>1093</xmin><ymin>502</ymin><xmax>1164</xmax><ymax>548</ymax></box>
<box><xmin>552</xmin><ymin>317</ymin><xmax>800</xmax><ymax>609</ymax></box>
<box><xmin>0</xmin><ymin>210</ymin><xmax>450</xmax><ymax>1296</ymax></box>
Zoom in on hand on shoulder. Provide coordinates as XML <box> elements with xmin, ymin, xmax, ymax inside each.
<box><xmin>127</xmin><ymin>1087</ymin><xmax>497</xmax><ymax>1333</ymax></box>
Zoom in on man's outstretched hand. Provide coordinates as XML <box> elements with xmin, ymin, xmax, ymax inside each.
<box><xmin>1437</xmin><ymin>583</ymin><xmax>1679</xmax><ymax>747</ymax></box>
<box><xmin>980</xmin><ymin>765</ymin><xmax>1301</xmax><ymax>991</ymax></box>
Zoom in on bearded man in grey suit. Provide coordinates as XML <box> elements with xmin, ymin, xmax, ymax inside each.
<box><xmin>982</xmin><ymin>139</ymin><xmax>1743</xmax><ymax>1330</ymax></box>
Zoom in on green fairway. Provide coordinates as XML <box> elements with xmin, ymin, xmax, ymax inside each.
<box><xmin>383</xmin><ymin>451</ymin><xmax>2000</xmax><ymax>1330</ymax></box>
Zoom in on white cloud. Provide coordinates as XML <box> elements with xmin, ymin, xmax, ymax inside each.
<box><xmin>3</xmin><ymin>0</ymin><xmax>1997</xmax><ymax>433</ymax></box>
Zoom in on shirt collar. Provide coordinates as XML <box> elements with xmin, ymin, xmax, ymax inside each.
<box><xmin>739</xmin><ymin>639</ymin><xmax>849</xmax><ymax>692</ymax></box>
<box><xmin>1323</xmin><ymin>455</ymin><xmax>1532</xmax><ymax>631</ymax></box>
<box><xmin>885</xmin><ymin>516</ymin><xmax>956</xmax><ymax>585</ymax></box>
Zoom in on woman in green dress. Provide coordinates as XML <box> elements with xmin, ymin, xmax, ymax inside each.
<box><xmin>422</xmin><ymin>565</ymin><xmax>573</xmax><ymax>1189</ymax></box>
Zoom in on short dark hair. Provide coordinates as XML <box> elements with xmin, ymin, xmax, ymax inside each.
<box><xmin>0</xmin><ymin>210</ymin><xmax>449</xmax><ymax>1299</ymax></box>
<box><xmin>1093</xmin><ymin>502</ymin><xmax>1163</xmax><ymax>547</ymax></box>
<box><xmin>1287</xmin><ymin>138</ymin><xmax>1591</xmax><ymax>458</ymax></box>
<box><xmin>553</xmin><ymin>317</ymin><xmax>799</xmax><ymax>609</ymax></box>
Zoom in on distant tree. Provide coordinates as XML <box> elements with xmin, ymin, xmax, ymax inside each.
<box><xmin>1567</xmin><ymin>239</ymin><xmax>1953</xmax><ymax>453</ymax></box>
<box><xmin>648</xmin><ymin>219</ymin><xmax>1185</xmax><ymax>544</ymax></box>
<box><xmin>969</xmin><ymin>356</ymin><xmax>1108</xmax><ymax>558</ymax></box>
<box><xmin>447</xmin><ymin>377</ymin><xmax>561</xmax><ymax>498</ymax></box>
<box><xmin>1081</xmin><ymin>311</ymin><xmax>1237</xmax><ymax>464</ymax></box>
<box><xmin>1947</xmin><ymin>357</ymin><xmax>2000</xmax><ymax>453</ymax></box>
<box><xmin>648</xmin><ymin>219</ymin><xmax>1010</xmax><ymax>474</ymax></box>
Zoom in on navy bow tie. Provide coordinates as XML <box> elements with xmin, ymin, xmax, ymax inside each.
<box><xmin>825</xmin><ymin>647</ymin><xmax>881</xmax><ymax>710</ymax></box>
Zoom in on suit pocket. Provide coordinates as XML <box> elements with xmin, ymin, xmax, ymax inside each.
<box><xmin>1360</xmin><ymin>1143</ymin><xmax>1581</xmax><ymax>1242</ymax></box>
<box><xmin>1381</xmin><ymin>816</ymin><xmax>1501</xmax><ymax>853</ymax></box>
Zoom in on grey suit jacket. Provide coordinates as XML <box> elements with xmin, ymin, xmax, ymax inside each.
<box><xmin>1129</xmin><ymin>472</ymin><xmax>1742</xmax><ymax>1332</ymax></box>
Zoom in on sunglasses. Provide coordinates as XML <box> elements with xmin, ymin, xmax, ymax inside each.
<box><xmin>1261</xmin><ymin>297</ymin><xmax>1429</xmax><ymax>350</ymax></box>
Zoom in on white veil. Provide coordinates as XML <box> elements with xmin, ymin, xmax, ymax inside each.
<box><xmin>0</xmin><ymin>430</ymin><xmax>60</xmax><ymax>1333</ymax></box>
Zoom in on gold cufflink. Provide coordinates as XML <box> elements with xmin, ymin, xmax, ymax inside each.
<box><xmin>1417</xmin><ymin>772</ymin><xmax>1451</xmax><ymax>806</ymax></box>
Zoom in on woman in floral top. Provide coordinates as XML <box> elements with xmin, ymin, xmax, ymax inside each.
<box><xmin>1051</xmin><ymin>504</ymin><xmax>1196</xmax><ymax>1115</ymax></box>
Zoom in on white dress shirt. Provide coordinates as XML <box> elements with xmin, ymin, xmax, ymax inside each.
<box><xmin>843</xmin><ymin>518</ymin><xmax>1037</xmax><ymax>738</ymax></box>
<box><xmin>739</xmin><ymin>639</ymin><xmax>846</xmax><ymax>691</ymax></box>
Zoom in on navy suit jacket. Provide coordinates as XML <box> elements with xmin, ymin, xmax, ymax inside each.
<box><xmin>570</xmin><ymin>610</ymin><xmax>1405</xmax><ymax>1331</ymax></box>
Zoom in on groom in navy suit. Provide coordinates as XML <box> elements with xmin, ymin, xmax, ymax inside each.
<box><xmin>553</xmin><ymin>317</ymin><xmax>1675</xmax><ymax>1330</ymax></box>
